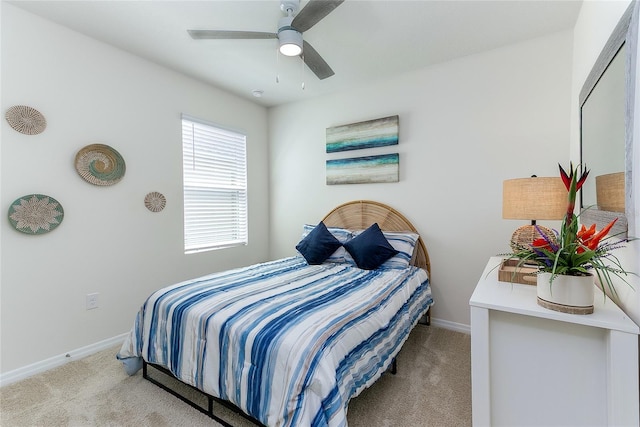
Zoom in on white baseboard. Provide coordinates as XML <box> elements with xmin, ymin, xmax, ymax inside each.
<box><xmin>430</xmin><ymin>317</ymin><xmax>471</xmax><ymax>334</ymax></box>
<box><xmin>0</xmin><ymin>333</ymin><xmax>127</xmax><ymax>388</ymax></box>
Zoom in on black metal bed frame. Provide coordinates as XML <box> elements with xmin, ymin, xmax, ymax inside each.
<box><xmin>142</xmin><ymin>308</ymin><xmax>430</xmax><ymax>426</ymax></box>
<box><xmin>143</xmin><ymin>361</ymin><xmax>265</xmax><ymax>427</ymax></box>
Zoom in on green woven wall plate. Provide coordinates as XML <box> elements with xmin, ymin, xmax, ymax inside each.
<box><xmin>8</xmin><ymin>194</ymin><xmax>64</xmax><ymax>234</ymax></box>
<box><xmin>75</xmin><ymin>143</ymin><xmax>126</xmax><ymax>186</ymax></box>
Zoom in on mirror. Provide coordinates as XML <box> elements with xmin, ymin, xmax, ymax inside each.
<box><xmin>581</xmin><ymin>45</ymin><xmax>625</xmax><ymax>209</ymax></box>
<box><xmin>580</xmin><ymin>1</ymin><xmax>638</xmax><ymax>239</ymax></box>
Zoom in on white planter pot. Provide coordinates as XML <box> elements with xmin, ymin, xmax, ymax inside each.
<box><xmin>537</xmin><ymin>272</ymin><xmax>594</xmax><ymax>314</ymax></box>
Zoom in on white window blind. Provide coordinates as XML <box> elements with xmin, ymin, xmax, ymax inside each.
<box><xmin>182</xmin><ymin>115</ymin><xmax>247</xmax><ymax>253</ymax></box>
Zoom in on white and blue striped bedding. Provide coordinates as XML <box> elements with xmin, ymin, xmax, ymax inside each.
<box><xmin>117</xmin><ymin>256</ymin><xmax>432</xmax><ymax>427</ymax></box>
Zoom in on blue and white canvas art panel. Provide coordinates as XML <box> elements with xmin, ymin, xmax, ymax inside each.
<box><xmin>326</xmin><ymin>153</ymin><xmax>399</xmax><ymax>185</ymax></box>
<box><xmin>326</xmin><ymin>115</ymin><xmax>399</xmax><ymax>153</ymax></box>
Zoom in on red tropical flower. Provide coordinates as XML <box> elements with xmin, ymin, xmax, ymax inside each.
<box><xmin>577</xmin><ymin>224</ymin><xmax>596</xmax><ymax>240</ymax></box>
<box><xmin>582</xmin><ymin>218</ymin><xmax>618</xmax><ymax>251</ymax></box>
<box><xmin>559</xmin><ymin>162</ymin><xmax>589</xmax><ymax>192</ymax></box>
<box><xmin>558</xmin><ymin>162</ymin><xmax>589</xmax><ymax>232</ymax></box>
<box><xmin>531</xmin><ymin>238</ymin><xmax>552</xmax><ymax>251</ymax></box>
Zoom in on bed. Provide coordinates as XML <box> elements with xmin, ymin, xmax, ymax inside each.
<box><xmin>117</xmin><ymin>200</ymin><xmax>433</xmax><ymax>427</ymax></box>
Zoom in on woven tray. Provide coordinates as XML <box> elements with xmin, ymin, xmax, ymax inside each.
<box><xmin>498</xmin><ymin>259</ymin><xmax>538</xmax><ymax>285</ymax></box>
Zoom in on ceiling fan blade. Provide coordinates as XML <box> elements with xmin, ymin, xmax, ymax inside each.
<box><xmin>302</xmin><ymin>40</ymin><xmax>335</xmax><ymax>80</ymax></box>
<box><xmin>188</xmin><ymin>30</ymin><xmax>277</xmax><ymax>40</ymax></box>
<box><xmin>291</xmin><ymin>0</ymin><xmax>345</xmax><ymax>33</ymax></box>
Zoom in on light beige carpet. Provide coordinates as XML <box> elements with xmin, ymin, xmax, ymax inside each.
<box><xmin>1</xmin><ymin>326</ymin><xmax>471</xmax><ymax>426</ymax></box>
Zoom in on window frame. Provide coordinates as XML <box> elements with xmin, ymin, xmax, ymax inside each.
<box><xmin>181</xmin><ymin>114</ymin><xmax>248</xmax><ymax>254</ymax></box>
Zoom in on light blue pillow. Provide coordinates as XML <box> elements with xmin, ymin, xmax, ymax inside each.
<box><xmin>379</xmin><ymin>231</ymin><xmax>420</xmax><ymax>269</ymax></box>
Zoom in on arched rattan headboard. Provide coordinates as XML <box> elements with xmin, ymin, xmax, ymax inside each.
<box><xmin>321</xmin><ymin>200</ymin><xmax>431</xmax><ymax>276</ymax></box>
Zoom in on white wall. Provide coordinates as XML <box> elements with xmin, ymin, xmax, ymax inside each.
<box><xmin>0</xmin><ymin>4</ymin><xmax>270</xmax><ymax>374</ymax></box>
<box><xmin>268</xmin><ymin>31</ymin><xmax>573</xmax><ymax>329</ymax></box>
<box><xmin>571</xmin><ymin>0</ymin><xmax>640</xmax><ymax>325</ymax></box>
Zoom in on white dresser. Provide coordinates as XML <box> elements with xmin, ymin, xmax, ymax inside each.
<box><xmin>469</xmin><ymin>257</ymin><xmax>640</xmax><ymax>426</ymax></box>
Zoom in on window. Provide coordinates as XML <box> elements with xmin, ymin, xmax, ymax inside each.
<box><xmin>182</xmin><ymin>115</ymin><xmax>248</xmax><ymax>253</ymax></box>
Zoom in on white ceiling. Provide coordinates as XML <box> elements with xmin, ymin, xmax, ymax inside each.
<box><xmin>8</xmin><ymin>0</ymin><xmax>582</xmax><ymax>107</ymax></box>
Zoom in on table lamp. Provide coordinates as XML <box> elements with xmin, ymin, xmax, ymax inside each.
<box><xmin>596</xmin><ymin>172</ymin><xmax>625</xmax><ymax>213</ymax></box>
<box><xmin>502</xmin><ymin>176</ymin><xmax>566</xmax><ymax>252</ymax></box>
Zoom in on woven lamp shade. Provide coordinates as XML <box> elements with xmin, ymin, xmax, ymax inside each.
<box><xmin>503</xmin><ymin>177</ymin><xmax>566</xmax><ymax>252</ymax></box>
<box><xmin>503</xmin><ymin>177</ymin><xmax>566</xmax><ymax>220</ymax></box>
<box><xmin>596</xmin><ymin>172</ymin><xmax>625</xmax><ymax>213</ymax></box>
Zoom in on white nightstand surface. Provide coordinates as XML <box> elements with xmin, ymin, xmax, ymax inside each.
<box><xmin>470</xmin><ymin>256</ymin><xmax>639</xmax><ymax>334</ymax></box>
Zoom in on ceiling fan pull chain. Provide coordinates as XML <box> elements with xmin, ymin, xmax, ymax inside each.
<box><xmin>301</xmin><ymin>55</ymin><xmax>305</xmax><ymax>90</ymax></box>
<box><xmin>276</xmin><ymin>48</ymin><xmax>280</xmax><ymax>83</ymax></box>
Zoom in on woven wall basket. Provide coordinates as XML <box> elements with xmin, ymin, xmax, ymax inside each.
<box><xmin>75</xmin><ymin>143</ymin><xmax>126</xmax><ymax>186</ymax></box>
<box><xmin>5</xmin><ymin>105</ymin><xmax>47</xmax><ymax>135</ymax></box>
<box><xmin>8</xmin><ymin>194</ymin><xmax>64</xmax><ymax>234</ymax></box>
<box><xmin>144</xmin><ymin>192</ymin><xmax>166</xmax><ymax>212</ymax></box>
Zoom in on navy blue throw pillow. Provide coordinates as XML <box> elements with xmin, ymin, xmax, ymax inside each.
<box><xmin>344</xmin><ymin>223</ymin><xmax>399</xmax><ymax>270</ymax></box>
<box><xmin>296</xmin><ymin>221</ymin><xmax>343</xmax><ymax>265</ymax></box>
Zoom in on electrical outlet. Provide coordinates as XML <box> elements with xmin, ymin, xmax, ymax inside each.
<box><xmin>86</xmin><ymin>293</ymin><xmax>99</xmax><ymax>310</ymax></box>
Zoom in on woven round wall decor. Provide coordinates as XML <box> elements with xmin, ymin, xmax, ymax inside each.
<box><xmin>5</xmin><ymin>105</ymin><xmax>47</xmax><ymax>135</ymax></box>
<box><xmin>144</xmin><ymin>192</ymin><xmax>166</xmax><ymax>212</ymax></box>
<box><xmin>8</xmin><ymin>194</ymin><xmax>64</xmax><ymax>235</ymax></box>
<box><xmin>75</xmin><ymin>143</ymin><xmax>126</xmax><ymax>186</ymax></box>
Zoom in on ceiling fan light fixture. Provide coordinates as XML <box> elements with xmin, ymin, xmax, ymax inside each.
<box><xmin>278</xmin><ymin>28</ymin><xmax>303</xmax><ymax>56</ymax></box>
<box><xmin>188</xmin><ymin>0</ymin><xmax>342</xmax><ymax>80</ymax></box>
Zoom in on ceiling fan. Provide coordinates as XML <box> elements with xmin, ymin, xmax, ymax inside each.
<box><xmin>187</xmin><ymin>0</ymin><xmax>344</xmax><ymax>80</ymax></box>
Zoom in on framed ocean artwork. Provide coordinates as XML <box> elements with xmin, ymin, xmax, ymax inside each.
<box><xmin>326</xmin><ymin>153</ymin><xmax>399</xmax><ymax>185</ymax></box>
<box><xmin>326</xmin><ymin>115</ymin><xmax>399</xmax><ymax>153</ymax></box>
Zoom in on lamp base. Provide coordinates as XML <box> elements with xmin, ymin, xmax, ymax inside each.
<box><xmin>510</xmin><ymin>224</ymin><xmax>556</xmax><ymax>253</ymax></box>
